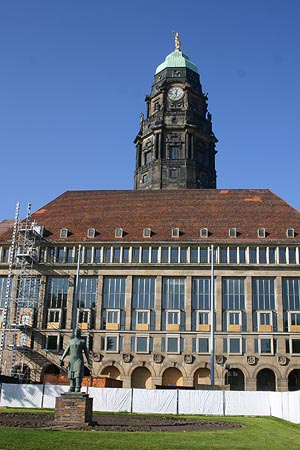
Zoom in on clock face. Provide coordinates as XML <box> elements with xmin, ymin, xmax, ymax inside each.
<box><xmin>167</xmin><ymin>86</ymin><xmax>184</xmax><ymax>101</ymax></box>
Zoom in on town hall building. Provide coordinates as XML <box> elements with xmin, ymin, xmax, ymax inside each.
<box><xmin>0</xmin><ymin>35</ymin><xmax>300</xmax><ymax>391</ymax></box>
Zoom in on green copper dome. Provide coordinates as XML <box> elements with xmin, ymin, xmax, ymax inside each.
<box><xmin>155</xmin><ymin>49</ymin><xmax>198</xmax><ymax>75</ymax></box>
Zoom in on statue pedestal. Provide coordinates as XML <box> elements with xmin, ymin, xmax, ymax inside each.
<box><xmin>55</xmin><ymin>392</ymin><xmax>93</xmax><ymax>425</ymax></box>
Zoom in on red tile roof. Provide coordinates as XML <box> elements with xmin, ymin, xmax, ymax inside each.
<box><xmin>1</xmin><ymin>189</ymin><xmax>300</xmax><ymax>243</ymax></box>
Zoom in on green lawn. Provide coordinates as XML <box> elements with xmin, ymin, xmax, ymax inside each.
<box><xmin>0</xmin><ymin>411</ymin><xmax>300</xmax><ymax>450</ymax></box>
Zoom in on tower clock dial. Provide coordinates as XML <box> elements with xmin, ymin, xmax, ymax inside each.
<box><xmin>167</xmin><ymin>86</ymin><xmax>184</xmax><ymax>101</ymax></box>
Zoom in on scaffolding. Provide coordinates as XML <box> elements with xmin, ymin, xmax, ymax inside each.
<box><xmin>0</xmin><ymin>202</ymin><xmax>44</xmax><ymax>381</ymax></box>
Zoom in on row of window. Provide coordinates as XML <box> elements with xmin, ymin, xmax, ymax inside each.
<box><xmin>2</xmin><ymin>276</ymin><xmax>300</xmax><ymax>333</ymax></box>
<box><xmin>1</xmin><ymin>245</ymin><xmax>299</xmax><ymax>265</ymax></box>
<box><xmin>41</xmin><ymin>332</ymin><xmax>300</xmax><ymax>356</ymax></box>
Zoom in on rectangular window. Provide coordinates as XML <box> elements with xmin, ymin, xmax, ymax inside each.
<box><xmin>46</xmin><ymin>335</ymin><xmax>58</xmax><ymax>351</ymax></box>
<box><xmin>106</xmin><ymin>309</ymin><xmax>120</xmax><ymax>330</ymax></box>
<box><xmin>258</xmin><ymin>311</ymin><xmax>273</xmax><ymax>332</ymax></box>
<box><xmin>289</xmin><ymin>311</ymin><xmax>300</xmax><ymax>332</ymax></box>
<box><xmin>103</xmin><ymin>247</ymin><xmax>111</xmax><ymax>263</ymax></box>
<box><xmin>249</xmin><ymin>248</ymin><xmax>257</xmax><ymax>264</ymax></box>
<box><xmin>269</xmin><ymin>247</ymin><xmax>276</xmax><ymax>264</ymax></box>
<box><xmin>228</xmin><ymin>337</ymin><xmax>242</xmax><ymax>354</ymax></box>
<box><xmin>1</xmin><ymin>248</ymin><xmax>10</xmax><ymax>263</ymax></box>
<box><xmin>289</xmin><ymin>247</ymin><xmax>297</xmax><ymax>264</ymax></box>
<box><xmin>144</xmin><ymin>151</ymin><xmax>152</xmax><ymax>164</ymax></box>
<box><xmin>78</xmin><ymin>277</ymin><xmax>97</xmax><ymax>309</ymax></box>
<box><xmin>47</xmin><ymin>309</ymin><xmax>61</xmax><ymax>329</ymax></box>
<box><xmin>102</xmin><ymin>277</ymin><xmax>126</xmax><ymax>330</ymax></box>
<box><xmin>136</xmin><ymin>336</ymin><xmax>149</xmax><ymax>353</ymax></box>
<box><xmin>105</xmin><ymin>335</ymin><xmax>119</xmax><ymax>352</ymax></box>
<box><xmin>279</xmin><ymin>248</ymin><xmax>287</xmax><ymax>264</ymax></box>
<box><xmin>161</xmin><ymin>247</ymin><xmax>169</xmax><ymax>263</ymax></box>
<box><xmin>136</xmin><ymin>310</ymin><xmax>150</xmax><ymax>330</ymax></box>
<box><xmin>197</xmin><ymin>336</ymin><xmax>210</xmax><ymax>354</ymax></box>
<box><xmin>166</xmin><ymin>335</ymin><xmax>180</xmax><ymax>354</ymax></box>
<box><xmin>200</xmin><ymin>248</ymin><xmax>208</xmax><ymax>263</ymax></box>
<box><xmin>220</xmin><ymin>248</ymin><xmax>227</xmax><ymax>263</ymax></box>
<box><xmin>151</xmin><ymin>247</ymin><xmax>158</xmax><ymax>263</ymax></box>
<box><xmin>229</xmin><ymin>248</ymin><xmax>237</xmax><ymax>264</ymax></box>
<box><xmin>227</xmin><ymin>311</ymin><xmax>242</xmax><ymax>332</ymax></box>
<box><xmin>141</xmin><ymin>248</ymin><xmax>149</xmax><ymax>263</ymax></box>
<box><xmin>170</xmin><ymin>247</ymin><xmax>179</xmax><ymax>263</ymax></box>
<box><xmin>239</xmin><ymin>247</ymin><xmax>246</xmax><ymax>264</ymax></box>
<box><xmin>259</xmin><ymin>337</ymin><xmax>273</xmax><ymax>355</ymax></box>
<box><xmin>190</xmin><ymin>247</ymin><xmax>198</xmax><ymax>263</ymax></box>
<box><xmin>122</xmin><ymin>247</ymin><xmax>129</xmax><ymax>263</ymax></box>
<box><xmin>166</xmin><ymin>310</ymin><xmax>180</xmax><ymax>330</ymax></box>
<box><xmin>46</xmin><ymin>278</ymin><xmax>68</xmax><ymax>309</ymax></box>
<box><xmin>291</xmin><ymin>339</ymin><xmax>300</xmax><ymax>354</ymax></box>
<box><xmin>132</xmin><ymin>247</ymin><xmax>140</xmax><ymax>263</ymax></box>
<box><xmin>132</xmin><ymin>277</ymin><xmax>155</xmax><ymax>331</ymax></box>
<box><xmin>169</xmin><ymin>168</ymin><xmax>178</xmax><ymax>178</ymax></box>
<box><xmin>180</xmin><ymin>248</ymin><xmax>187</xmax><ymax>263</ymax></box>
<box><xmin>169</xmin><ymin>146</ymin><xmax>180</xmax><ymax>159</ymax></box>
<box><xmin>94</xmin><ymin>248</ymin><xmax>101</xmax><ymax>263</ymax></box>
<box><xmin>162</xmin><ymin>278</ymin><xmax>185</xmax><ymax>331</ymax></box>
<box><xmin>259</xmin><ymin>247</ymin><xmax>267</xmax><ymax>264</ymax></box>
<box><xmin>197</xmin><ymin>310</ymin><xmax>210</xmax><ymax>331</ymax></box>
<box><xmin>113</xmin><ymin>247</ymin><xmax>121</xmax><ymax>263</ymax></box>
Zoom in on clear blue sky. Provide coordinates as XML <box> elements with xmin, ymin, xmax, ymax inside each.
<box><xmin>1</xmin><ymin>0</ymin><xmax>300</xmax><ymax>221</ymax></box>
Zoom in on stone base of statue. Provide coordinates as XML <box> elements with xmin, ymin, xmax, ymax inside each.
<box><xmin>55</xmin><ymin>392</ymin><xmax>93</xmax><ymax>425</ymax></box>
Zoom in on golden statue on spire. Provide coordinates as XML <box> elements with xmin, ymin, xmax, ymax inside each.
<box><xmin>174</xmin><ymin>31</ymin><xmax>181</xmax><ymax>50</ymax></box>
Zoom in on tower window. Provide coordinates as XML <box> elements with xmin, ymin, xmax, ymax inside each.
<box><xmin>169</xmin><ymin>168</ymin><xmax>178</xmax><ymax>178</ymax></box>
<box><xmin>60</xmin><ymin>228</ymin><xmax>68</xmax><ymax>238</ymax></box>
<box><xmin>169</xmin><ymin>146</ymin><xmax>180</xmax><ymax>159</ymax></box>
<box><xmin>144</xmin><ymin>151</ymin><xmax>152</xmax><ymax>164</ymax></box>
<box><xmin>142</xmin><ymin>173</ymin><xmax>148</xmax><ymax>183</ymax></box>
<box><xmin>257</xmin><ymin>228</ymin><xmax>266</xmax><ymax>238</ymax></box>
<box><xmin>200</xmin><ymin>228</ymin><xmax>209</xmax><ymax>238</ymax></box>
<box><xmin>287</xmin><ymin>228</ymin><xmax>295</xmax><ymax>238</ymax></box>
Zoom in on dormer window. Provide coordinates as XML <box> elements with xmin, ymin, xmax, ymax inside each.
<box><xmin>287</xmin><ymin>228</ymin><xmax>295</xmax><ymax>238</ymax></box>
<box><xmin>87</xmin><ymin>228</ymin><xmax>96</xmax><ymax>238</ymax></box>
<box><xmin>60</xmin><ymin>228</ymin><xmax>68</xmax><ymax>238</ymax></box>
<box><xmin>257</xmin><ymin>228</ymin><xmax>266</xmax><ymax>238</ymax></box>
<box><xmin>229</xmin><ymin>228</ymin><xmax>237</xmax><ymax>238</ymax></box>
<box><xmin>143</xmin><ymin>228</ymin><xmax>152</xmax><ymax>238</ymax></box>
<box><xmin>115</xmin><ymin>227</ymin><xmax>124</xmax><ymax>238</ymax></box>
<box><xmin>172</xmin><ymin>227</ymin><xmax>180</xmax><ymax>238</ymax></box>
<box><xmin>200</xmin><ymin>228</ymin><xmax>208</xmax><ymax>238</ymax></box>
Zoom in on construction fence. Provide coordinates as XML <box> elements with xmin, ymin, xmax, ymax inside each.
<box><xmin>0</xmin><ymin>383</ymin><xmax>300</xmax><ymax>424</ymax></box>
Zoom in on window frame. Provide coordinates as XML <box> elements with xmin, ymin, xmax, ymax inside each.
<box><xmin>105</xmin><ymin>309</ymin><xmax>120</xmax><ymax>330</ymax></box>
<box><xmin>258</xmin><ymin>336</ymin><xmax>274</xmax><ymax>355</ymax></box>
<box><xmin>196</xmin><ymin>335</ymin><xmax>210</xmax><ymax>354</ymax></box>
<box><xmin>105</xmin><ymin>334</ymin><xmax>119</xmax><ymax>353</ymax></box>
<box><xmin>135</xmin><ymin>309</ymin><xmax>150</xmax><ymax>331</ymax></box>
<box><xmin>166</xmin><ymin>334</ymin><xmax>180</xmax><ymax>354</ymax></box>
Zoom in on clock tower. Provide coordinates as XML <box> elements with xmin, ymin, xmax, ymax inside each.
<box><xmin>134</xmin><ymin>34</ymin><xmax>217</xmax><ymax>190</ymax></box>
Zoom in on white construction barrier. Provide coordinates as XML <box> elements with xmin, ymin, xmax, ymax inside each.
<box><xmin>178</xmin><ymin>390</ymin><xmax>224</xmax><ymax>415</ymax></box>
<box><xmin>1</xmin><ymin>384</ymin><xmax>300</xmax><ymax>423</ymax></box>
<box><xmin>225</xmin><ymin>391</ymin><xmax>271</xmax><ymax>416</ymax></box>
<box><xmin>132</xmin><ymin>388</ymin><xmax>177</xmax><ymax>414</ymax></box>
<box><xmin>88</xmin><ymin>387</ymin><xmax>131</xmax><ymax>412</ymax></box>
<box><xmin>0</xmin><ymin>383</ymin><xmax>43</xmax><ymax>408</ymax></box>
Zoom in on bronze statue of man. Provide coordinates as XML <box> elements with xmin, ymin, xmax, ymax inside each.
<box><xmin>59</xmin><ymin>328</ymin><xmax>92</xmax><ymax>392</ymax></box>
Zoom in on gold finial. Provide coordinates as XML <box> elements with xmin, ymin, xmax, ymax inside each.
<box><xmin>174</xmin><ymin>31</ymin><xmax>181</xmax><ymax>50</ymax></box>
